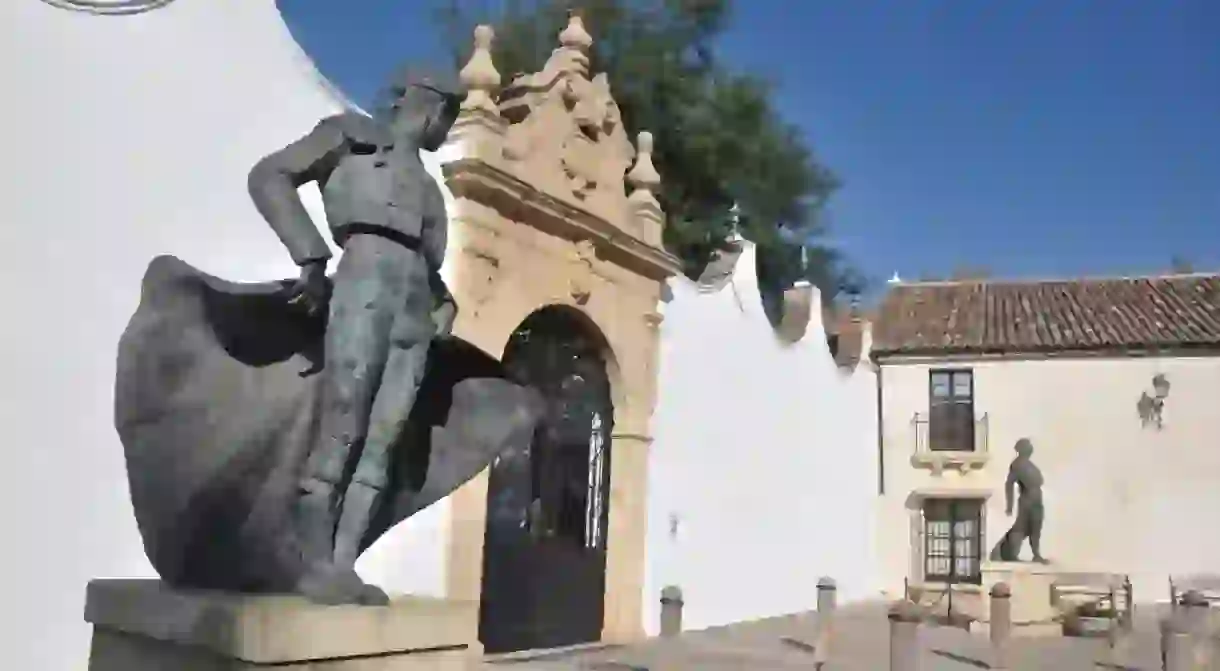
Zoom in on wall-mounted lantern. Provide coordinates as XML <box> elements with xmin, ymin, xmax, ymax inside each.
<box><xmin>1138</xmin><ymin>373</ymin><xmax>1171</xmax><ymax>430</ymax></box>
<box><xmin>1152</xmin><ymin>373</ymin><xmax>1171</xmax><ymax>400</ymax></box>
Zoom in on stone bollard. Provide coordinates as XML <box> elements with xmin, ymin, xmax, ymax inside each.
<box><xmin>1163</xmin><ymin>608</ymin><xmax>1196</xmax><ymax>671</ymax></box>
<box><xmin>815</xmin><ymin>577</ymin><xmax>837</xmax><ymax>665</ymax></box>
<box><xmin>889</xmin><ymin>600</ymin><xmax>922</xmax><ymax>671</ymax></box>
<box><xmin>660</xmin><ymin>585</ymin><xmax>684</xmax><ymax>638</ymax></box>
<box><xmin>1182</xmin><ymin>590</ymin><xmax>1212</xmax><ymax>668</ymax></box>
<box><xmin>989</xmin><ymin>582</ymin><xmax>1012</xmax><ymax>670</ymax></box>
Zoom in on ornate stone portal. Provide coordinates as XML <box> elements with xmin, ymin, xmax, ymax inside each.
<box><xmin>442</xmin><ymin>16</ymin><xmax>681</xmax><ymax>645</ymax></box>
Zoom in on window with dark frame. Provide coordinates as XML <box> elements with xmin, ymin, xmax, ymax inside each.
<box><xmin>928</xmin><ymin>369</ymin><xmax>975</xmax><ymax>452</ymax></box>
<box><xmin>923</xmin><ymin>498</ymin><xmax>983</xmax><ymax>584</ymax></box>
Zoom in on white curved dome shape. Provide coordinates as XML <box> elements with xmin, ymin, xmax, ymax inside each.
<box><xmin>643</xmin><ymin>241</ymin><xmax>881</xmax><ymax>633</ymax></box>
<box><xmin>2</xmin><ymin>2</ymin><xmax>460</xmax><ymax>668</ymax></box>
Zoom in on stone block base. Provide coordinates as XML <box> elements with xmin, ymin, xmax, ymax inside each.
<box><xmin>84</xmin><ymin>579</ymin><xmax>482</xmax><ymax>670</ymax></box>
<box><xmin>975</xmin><ymin>561</ymin><xmax>1061</xmax><ymax>638</ymax></box>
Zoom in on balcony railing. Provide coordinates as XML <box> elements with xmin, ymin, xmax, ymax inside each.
<box><xmin>910</xmin><ymin>412</ymin><xmax>990</xmax><ymax>474</ymax></box>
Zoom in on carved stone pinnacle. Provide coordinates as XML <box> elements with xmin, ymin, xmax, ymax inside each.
<box><xmin>459</xmin><ymin>24</ymin><xmax>501</xmax><ymax>114</ymax></box>
<box><xmin>560</xmin><ymin>12</ymin><xmax>594</xmax><ymax>51</ymax></box>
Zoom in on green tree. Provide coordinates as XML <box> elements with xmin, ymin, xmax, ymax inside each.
<box><xmin>433</xmin><ymin>0</ymin><xmax>857</xmax><ymax>300</ymax></box>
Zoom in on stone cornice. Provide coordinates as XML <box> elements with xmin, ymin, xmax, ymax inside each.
<box><xmin>443</xmin><ymin>157</ymin><xmax>683</xmax><ymax>282</ymax></box>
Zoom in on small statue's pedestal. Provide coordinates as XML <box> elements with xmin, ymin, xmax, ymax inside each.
<box><xmin>973</xmin><ymin>562</ymin><xmax>1062</xmax><ymax>638</ymax></box>
<box><xmin>84</xmin><ymin>579</ymin><xmax>483</xmax><ymax>670</ymax></box>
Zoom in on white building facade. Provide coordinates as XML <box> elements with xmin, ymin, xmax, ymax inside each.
<box><xmin>870</xmin><ymin>275</ymin><xmax>1220</xmax><ymax>608</ymax></box>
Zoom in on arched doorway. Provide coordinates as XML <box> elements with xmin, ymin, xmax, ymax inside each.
<box><xmin>478</xmin><ymin>306</ymin><xmax>615</xmax><ymax>653</ymax></box>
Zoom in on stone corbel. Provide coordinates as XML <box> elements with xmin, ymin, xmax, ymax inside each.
<box><xmin>911</xmin><ymin>451</ymin><xmax>990</xmax><ymax>476</ymax></box>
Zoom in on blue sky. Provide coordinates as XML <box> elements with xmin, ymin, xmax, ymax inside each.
<box><xmin>280</xmin><ymin>0</ymin><xmax>1219</xmax><ymax>286</ymax></box>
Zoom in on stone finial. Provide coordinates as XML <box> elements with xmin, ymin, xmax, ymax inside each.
<box><xmin>1162</xmin><ymin>610</ymin><xmax>1194</xmax><ymax>671</ymax></box>
<box><xmin>627</xmin><ymin>131</ymin><xmax>664</xmax><ymax>246</ymax></box>
<box><xmin>560</xmin><ymin>12</ymin><xmax>594</xmax><ymax>51</ymax></box>
<box><xmin>459</xmin><ymin>25</ymin><xmax>501</xmax><ymax>114</ymax></box>
<box><xmin>888</xmin><ymin>600</ymin><xmax>921</xmax><ymax>671</ymax></box>
<box><xmin>627</xmin><ymin>131</ymin><xmax>661</xmax><ymax>206</ymax></box>
<box><xmin>552</xmin><ymin>12</ymin><xmax>593</xmax><ymax>81</ymax></box>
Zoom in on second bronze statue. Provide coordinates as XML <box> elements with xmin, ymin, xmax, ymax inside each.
<box><xmin>990</xmin><ymin>438</ymin><xmax>1048</xmax><ymax>563</ymax></box>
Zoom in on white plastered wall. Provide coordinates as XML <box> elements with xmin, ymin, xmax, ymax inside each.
<box><xmin>642</xmin><ymin>241</ymin><xmax>882</xmax><ymax>633</ymax></box>
<box><xmin>1</xmin><ymin>2</ymin><xmax>460</xmax><ymax>667</ymax></box>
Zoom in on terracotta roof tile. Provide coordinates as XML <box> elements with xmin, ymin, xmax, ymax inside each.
<box><xmin>871</xmin><ymin>273</ymin><xmax>1220</xmax><ymax>356</ymax></box>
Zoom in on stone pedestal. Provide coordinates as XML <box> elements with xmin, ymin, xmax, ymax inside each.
<box><xmin>974</xmin><ymin>562</ymin><xmax>1061</xmax><ymax>637</ymax></box>
<box><xmin>84</xmin><ymin>579</ymin><xmax>483</xmax><ymax>670</ymax></box>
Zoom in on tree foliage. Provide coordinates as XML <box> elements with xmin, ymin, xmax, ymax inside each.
<box><xmin>433</xmin><ymin>0</ymin><xmax>859</xmax><ymax>300</ymax></box>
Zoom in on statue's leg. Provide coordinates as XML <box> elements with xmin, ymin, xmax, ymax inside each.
<box><xmin>293</xmin><ymin>241</ymin><xmax>398</xmax><ymax>600</ymax></box>
<box><xmin>1028</xmin><ymin>503</ymin><xmax>1046</xmax><ymax>562</ymax></box>
<box><xmin>330</xmin><ymin>340</ymin><xmax>431</xmax><ymax>604</ymax></box>
<box><xmin>1008</xmin><ymin>506</ymin><xmax>1031</xmax><ymax>561</ymax></box>
<box><xmin>329</xmin><ymin>250</ymin><xmax>434</xmax><ymax>607</ymax></box>
<box><xmin>331</xmin><ymin>250</ymin><xmax>435</xmax><ymax>602</ymax></box>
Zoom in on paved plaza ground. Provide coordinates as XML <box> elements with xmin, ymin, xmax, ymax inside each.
<box><xmin>482</xmin><ymin>602</ymin><xmax>1201</xmax><ymax>670</ymax></box>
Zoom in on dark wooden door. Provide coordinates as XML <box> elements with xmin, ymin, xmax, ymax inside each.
<box><xmin>478</xmin><ymin>308</ymin><xmax>613</xmax><ymax>654</ymax></box>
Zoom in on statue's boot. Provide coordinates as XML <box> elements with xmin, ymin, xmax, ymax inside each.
<box><xmin>291</xmin><ymin>480</ymin><xmax>368</xmax><ymax>606</ymax></box>
<box><xmin>295</xmin><ymin>562</ymin><xmax>368</xmax><ymax>605</ymax></box>
<box><xmin>333</xmin><ymin>482</ymin><xmax>391</xmax><ymax>606</ymax></box>
<box><xmin>294</xmin><ymin>479</ymin><xmax>338</xmax><ymax>562</ymax></box>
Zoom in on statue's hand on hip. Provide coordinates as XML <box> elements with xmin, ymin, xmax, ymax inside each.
<box><xmin>289</xmin><ymin>261</ymin><xmax>329</xmax><ymax>317</ymax></box>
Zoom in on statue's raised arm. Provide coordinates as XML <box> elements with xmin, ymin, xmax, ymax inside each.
<box><xmin>247</xmin><ymin>115</ymin><xmax>352</xmax><ymax>268</ymax></box>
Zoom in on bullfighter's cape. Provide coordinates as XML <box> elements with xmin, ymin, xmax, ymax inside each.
<box><xmin>114</xmin><ymin>255</ymin><xmax>541</xmax><ymax>592</ymax></box>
